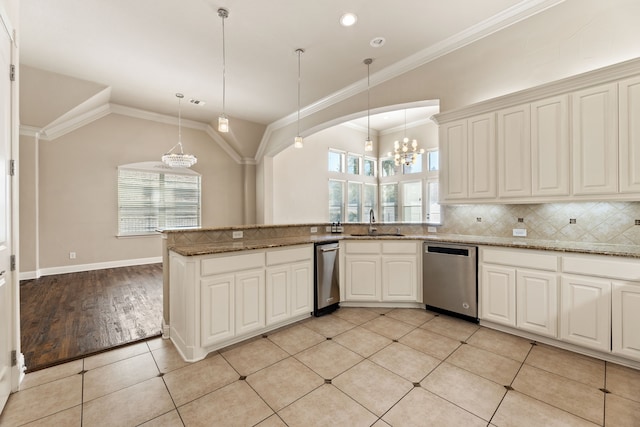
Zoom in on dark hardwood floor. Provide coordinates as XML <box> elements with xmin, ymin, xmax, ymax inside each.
<box><xmin>20</xmin><ymin>263</ymin><xmax>163</xmax><ymax>372</ymax></box>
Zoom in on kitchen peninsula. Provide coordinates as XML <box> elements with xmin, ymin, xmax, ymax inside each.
<box><xmin>162</xmin><ymin>223</ymin><xmax>640</xmax><ymax>370</ymax></box>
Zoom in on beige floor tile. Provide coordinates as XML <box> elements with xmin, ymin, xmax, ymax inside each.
<box><xmin>151</xmin><ymin>344</ymin><xmax>191</xmax><ymax>373</ymax></box>
<box><xmin>512</xmin><ymin>364</ymin><xmax>604</xmax><ymax>425</ymax></box>
<box><xmin>605</xmin><ymin>393</ymin><xmax>640</xmax><ymax>427</ymax></box>
<box><xmin>332</xmin><ymin>307</ymin><xmax>380</xmax><ymax>324</ymax></box>
<box><xmin>399</xmin><ymin>327</ymin><xmax>461</xmax><ymax>359</ymax></box>
<box><xmin>278</xmin><ymin>384</ymin><xmax>377</xmax><ymax>427</ymax></box>
<box><xmin>82</xmin><ymin>377</ymin><xmax>175</xmax><ymax>427</ymax></box>
<box><xmin>372</xmin><ymin>420</ymin><xmax>391</xmax><ymax>427</ymax></box>
<box><xmin>606</xmin><ymin>362</ymin><xmax>640</xmax><ymax>403</ymax></box>
<box><xmin>146</xmin><ymin>337</ymin><xmax>172</xmax><ymax>351</ymax></box>
<box><xmin>83</xmin><ymin>341</ymin><xmax>150</xmax><ymax>370</ymax></box>
<box><xmin>295</xmin><ymin>340</ymin><xmax>363</xmax><ymax>379</ymax></box>
<box><xmin>421</xmin><ymin>362</ymin><xmax>506</xmax><ymax>421</ymax></box>
<box><xmin>303</xmin><ymin>314</ymin><xmax>356</xmax><ymax>337</ymax></box>
<box><xmin>246</xmin><ymin>357</ymin><xmax>324</xmax><ymax>411</ymax></box>
<box><xmin>139</xmin><ymin>410</ymin><xmax>183</xmax><ymax>426</ymax></box>
<box><xmin>83</xmin><ymin>352</ymin><xmax>159</xmax><ymax>402</ymax></box>
<box><xmin>525</xmin><ymin>344</ymin><xmax>604</xmax><ymax>388</ymax></box>
<box><xmin>163</xmin><ymin>353</ymin><xmax>239</xmax><ymax>406</ymax></box>
<box><xmin>331</xmin><ymin>326</ymin><xmax>392</xmax><ymax>357</ymax></box>
<box><xmin>370</xmin><ymin>342</ymin><xmax>440</xmax><ymax>382</ymax></box>
<box><xmin>333</xmin><ymin>360</ymin><xmax>412</xmax><ymax>416</ymax></box>
<box><xmin>21</xmin><ymin>405</ymin><xmax>82</xmax><ymax>427</ymax></box>
<box><xmin>266</xmin><ymin>324</ymin><xmax>325</xmax><ymax>355</ymax></box>
<box><xmin>21</xmin><ymin>359</ymin><xmax>83</xmax><ymax>390</ymax></box>
<box><xmin>366</xmin><ymin>307</ymin><xmax>394</xmax><ymax>314</ymax></box>
<box><xmin>420</xmin><ymin>314</ymin><xmax>479</xmax><ymax>341</ymax></box>
<box><xmin>447</xmin><ymin>343</ymin><xmax>521</xmax><ymax>385</ymax></box>
<box><xmin>466</xmin><ymin>327</ymin><xmax>532</xmax><ymax>362</ymax></box>
<box><xmin>0</xmin><ymin>374</ymin><xmax>82</xmax><ymax>426</ymax></box>
<box><xmin>361</xmin><ymin>315</ymin><xmax>415</xmax><ymax>340</ymax></box>
<box><xmin>385</xmin><ymin>308</ymin><xmax>435</xmax><ymax>326</ymax></box>
<box><xmin>492</xmin><ymin>391</ymin><xmax>599</xmax><ymax>427</ymax></box>
<box><xmin>220</xmin><ymin>337</ymin><xmax>289</xmax><ymax>376</ymax></box>
<box><xmin>255</xmin><ymin>414</ymin><xmax>288</xmax><ymax>427</ymax></box>
<box><xmin>382</xmin><ymin>388</ymin><xmax>487</xmax><ymax>427</ymax></box>
<box><xmin>178</xmin><ymin>381</ymin><xmax>273</xmax><ymax>427</ymax></box>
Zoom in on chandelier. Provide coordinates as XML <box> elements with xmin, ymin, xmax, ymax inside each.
<box><xmin>162</xmin><ymin>93</ymin><xmax>197</xmax><ymax>168</ymax></box>
<box><xmin>389</xmin><ymin>110</ymin><xmax>424</xmax><ymax>166</ymax></box>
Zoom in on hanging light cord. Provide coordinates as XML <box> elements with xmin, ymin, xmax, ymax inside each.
<box><xmin>297</xmin><ymin>49</ymin><xmax>302</xmax><ymax>137</ymax></box>
<box><xmin>177</xmin><ymin>95</ymin><xmax>183</xmax><ymax>152</ymax></box>
<box><xmin>221</xmin><ymin>10</ymin><xmax>227</xmax><ymax>115</ymax></box>
<box><xmin>366</xmin><ymin>59</ymin><xmax>371</xmax><ymax>140</ymax></box>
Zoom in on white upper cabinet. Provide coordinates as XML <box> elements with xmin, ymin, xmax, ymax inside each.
<box><xmin>531</xmin><ymin>95</ymin><xmax>570</xmax><ymax>197</ymax></box>
<box><xmin>498</xmin><ymin>105</ymin><xmax>531</xmax><ymax>198</ymax></box>
<box><xmin>571</xmin><ymin>83</ymin><xmax>619</xmax><ymax>195</ymax></box>
<box><xmin>619</xmin><ymin>76</ymin><xmax>640</xmax><ymax>193</ymax></box>
<box><xmin>440</xmin><ymin>120</ymin><xmax>468</xmax><ymax>200</ymax></box>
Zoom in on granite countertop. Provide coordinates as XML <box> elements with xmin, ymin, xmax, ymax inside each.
<box><xmin>168</xmin><ymin>233</ymin><xmax>640</xmax><ymax>258</ymax></box>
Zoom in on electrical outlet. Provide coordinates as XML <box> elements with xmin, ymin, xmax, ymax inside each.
<box><xmin>310</xmin><ymin>227</ymin><xmax>317</xmax><ymax>233</ymax></box>
<box><xmin>427</xmin><ymin>226</ymin><xmax>437</xmax><ymax>233</ymax></box>
<box><xmin>512</xmin><ymin>228</ymin><xmax>527</xmax><ymax>237</ymax></box>
<box><xmin>232</xmin><ymin>231</ymin><xmax>243</xmax><ymax>239</ymax></box>
<box><xmin>69</xmin><ymin>252</ymin><xmax>76</xmax><ymax>259</ymax></box>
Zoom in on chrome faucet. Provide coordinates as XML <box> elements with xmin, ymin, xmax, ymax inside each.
<box><xmin>368</xmin><ymin>208</ymin><xmax>377</xmax><ymax>234</ymax></box>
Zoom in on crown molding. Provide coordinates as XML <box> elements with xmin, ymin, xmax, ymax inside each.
<box><xmin>255</xmin><ymin>0</ymin><xmax>565</xmax><ymax>161</ymax></box>
<box><xmin>19</xmin><ymin>125</ymin><xmax>41</xmax><ymax>138</ymax></box>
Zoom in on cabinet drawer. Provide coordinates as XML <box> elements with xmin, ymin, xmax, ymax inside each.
<box><xmin>344</xmin><ymin>242</ymin><xmax>380</xmax><ymax>254</ymax></box>
<box><xmin>266</xmin><ymin>245</ymin><xmax>313</xmax><ymax>266</ymax></box>
<box><xmin>201</xmin><ymin>252</ymin><xmax>265</xmax><ymax>276</ymax></box>
<box><xmin>562</xmin><ymin>255</ymin><xmax>640</xmax><ymax>281</ymax></box>
<box><xmin>482</xmin><ymin>247</ymin><xmax>558</xmax><ymax>271</ymax></box>
<box><xmin>382</xmin><ymin>241</ymin><xmax>417</xmax><ymax>254</ymax></box>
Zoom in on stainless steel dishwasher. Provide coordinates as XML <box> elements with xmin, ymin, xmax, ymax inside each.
<box><xmin>314</xmin><ymin>241</ymin><xmax>340</xmax><ymax>316</ymax></box>
<box><xmin>423</xmin><ymin>242</ymin><xmax>478</xmax><ymax>322</ymax></box>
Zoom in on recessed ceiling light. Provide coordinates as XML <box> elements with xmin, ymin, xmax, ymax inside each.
<box><xmin>370</xmin><ymin>37</ymin><xmax>386</xmax><ymax>48</ymax></box>
<box><xmin>189</xmin><ymin>99</ymin><xmax>206</xmax><ymax>106</ymax></box>
<box><xmin>339</xmin><ymin>13</ymin><xmax>357</xmax><ymax>27</ymax></box>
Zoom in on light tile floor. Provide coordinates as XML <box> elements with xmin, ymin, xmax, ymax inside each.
<box><xmin>1</xmin><ymin>308</ymin><xmax>639</xmax><ymax>426</ymax></box>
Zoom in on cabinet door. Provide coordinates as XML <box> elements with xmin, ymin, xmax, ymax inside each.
<box><xmin>619</xmin><ymin>76</ymin><xmax>640</xmax><ymax>193</ymax></box>
<box><xmin>516</xmin><ymin>269</ymin><xmax>558</xmax><ymax>338</ymax></box>
<box><xmin>468</xmin><ymin>113</ymin><xmax>497</xmax><ymax>199</ymax></box>
<box><xmin>560</xmin><ymin>275</ymin><xmax>610</xmax><ymax>352</ymax></box>
<box><xmin>572</xmin><ymin>83</ymin><xmax>618</xmax><ymax>195</ymax></box>
<box><xmin>201</xmin><ymin>274</ymin><xmax>235</xmax><ymax>347</ymax></box>
<box><xmin>531</xmin><ymin>95</ymin><xmax>569</xmax><ymax>196</ymax></box>
<box><xmin>345</xmin><ymin>255</ymin><xmax>380</xmax><ymax>301</ymax></box>
<box><xmin>481</xmin><ymin>265</ymin><xmax>516</xmax><ymax>326</ymax></box>
<box><xmin>381</xmin><ymin>255</ymin><xmax>417</xmax><ymax>301</ymax></box>
<box><xmin>265</xmin><ymin>266</ymin><xmax>290</xmax><ymax>326</ymax></box>
<box><xmin>235</xmin><ymin>269</ymin><xmax>265</xmax><ymax>336</ymax></box>
<box><xmin>612</xmin><ymin>282</ymin><xmax>640</xmax><ymax>361</ymax></box>
<box><xmin>498</xmin><ymin>105</ymin><xmax>531</xmax><ymax>198</ymax></box>
<box><xmin>291</xmin><ymin>261</ymin><xmax>313</xmax><ymax>317</ymax></box>
<box><xmin>440</xmin><ymin>120</ymin><xmax>468</xmax><ymax>200</ymax></box>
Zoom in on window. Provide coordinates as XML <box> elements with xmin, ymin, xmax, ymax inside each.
<box><xmin>363</xmin><ymin>157</ymin><xmax>376</xmax><ymax>177</ymax></box>
<box><xmin>363</xmin><ymin>183</ymin><xmax>377</xmax><ymax>222</ymax></box>
<box><xmin>380</xmin><ymin>183</ymin><xmax>398</xmax><ymax>222</ymax></box>
<box><xmin>403</xmin><ymin>153</ymin><xmax>423</xmax><ymax>174</ymax></box>
<box><xmin>427</xmin><ymin>180</ymin><xmax>441</xmax><ymax>224</ymax></box>
<box><xmin>118</xmin><ymin>162</ymin><xmax>201</xmax><ymax>235</ymax></box>
<box><xmin>380</xmin><ymin>158</ymin><xmax>396</xmax><ymax>177</ymax></box>
<box><xmin>402</xmin><ymin>181</ymin><xmax>422</xmax><ymax>223</ymax></box>
<box><xmin>328</xmin><ymin>150</ymin><xmax>345</xmax><ymax>173</ymax></box>
<box><xmin>347</xmin><ymin>182</ymin><xmax>362</xmax><ymax>222</ymax></box>
<box><xmin>346</xmin><ymin>153</ymin><xmax>361</xmax><ymax>175</ymax></box>
<box><xmin>427</xmin><ymin>149</ymin><xmax>439</xmax><ymax>171</ymax></box>
<box><xmin>328</xmin><ymin>179</ymin><xmax>344</xmax><ymax>222</ymax></box>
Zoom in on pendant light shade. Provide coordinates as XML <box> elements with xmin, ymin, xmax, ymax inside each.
<box><xmin>294</xmin><ymin>48</ymin><xmax>304</xmax><ymax>148</ymax></box>
<box><xmin>364</xmin><ymin>58</ymin><xmax>373</xmax><ymax>152</ymax></box>
<box><xmin>217</xmin><ymin>8</ymin><xmax>230</xmax><ymax>133</ymax></box>
<box><xmin>162</xmin><ymin>93</ymin><xmax>197</xmax><ymax>168</ymax></box>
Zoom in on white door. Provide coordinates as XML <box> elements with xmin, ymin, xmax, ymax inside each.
<box><xmin>235</xmin><ymin>269</ymin><xmax>265</xmax><ymax>335</ymax></box>
<box><xmin>290</xmin><ymin>261</ymin><xmax>312</xmax><ymax>317</ymax></box>
<box><xmin>612</xmin><ymin>281</ymin><xmax>640</xmax><ymax>361</ymax></box>
<box><xmin>440</xmin><ymin>120</ymin><xmax>468</xmax><ymax>200</ymax></box>
<box><xmin>516</xmin><ymin>269</ymin><xmax>558</xmax><ymax>338</ymax></box>
<box><xmin>480</xmin><ymin>265</ymin><xmax>516</xmax><ymax>326</ymax></box>
<box><xmin>467</xmin><ymin>113</ymin><xmax>496</xmax><ymax>199</ymax></box>
<box><xmin>200</xmin><ymin>275</ymin><xmax>235</xmax><ymax>347</ymax></box>
<box><xmin>0</xmin><ymin>11</ymin><xmax>15</xmax><ymax>412</ymax></box>
<box><xmin>345</xmin><ymin>256</ymin><xmax>380</xmax><ymax>301</ymax></box>
<box><xmin>381</xmin><ymin>255</ymin><xmax>417</xmax><ymax>301</ymax></box>
<box><xmin>265</xmin><ymin>265</ymin><xmax>290</xmax><ymax>325</ymax></box>
<box><xmin>498</xmin><ymin>104</ymin><xmax>531</xmax><ymax>198</ymax></box>
<box><xmin>619</xmin><ymin>76</ymin><xmax>640</xmax><ymax>193</ymax></box>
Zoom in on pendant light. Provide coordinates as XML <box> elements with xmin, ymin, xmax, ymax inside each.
<box><xmin>294</xmin><ymin>48</ymin><xmax>305</xmax><ymax>148</ymax></box>
<box><xmin>364</xmin><ymin>58</ymin><xmax>373</xmax><ymax>152</ymax></box>
<box><xmin>162</xmin><ymin>93</ymin><xmax>197</xmax><ymax>168</ymax></box>
<box><xmin>217</xmin><ymin>8</ymin><xmax>230</xmax><ymax>133</ymax></box>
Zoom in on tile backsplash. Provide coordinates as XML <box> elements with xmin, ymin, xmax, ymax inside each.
<box><xmin>437</xmin><ymin>202</ymin><xmax>640</xmax><ymax>245</ymax></box>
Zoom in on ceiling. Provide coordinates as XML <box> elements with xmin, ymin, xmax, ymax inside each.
<box><xmin>19</xmin><ymin>0</ymin><xmax>563</xmax><ymax>130</ymax></box>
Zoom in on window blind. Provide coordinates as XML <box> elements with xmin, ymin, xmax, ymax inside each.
<box><xmin>118</xmin><ymin>163</ymin><xmax>201</xmax><ymax>235</ymax></box>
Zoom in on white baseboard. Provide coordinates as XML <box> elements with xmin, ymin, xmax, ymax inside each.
<box><xmin>19</xmin><ymin>256</ymin><xmax>163</xmax><ymax>280</ymax></box>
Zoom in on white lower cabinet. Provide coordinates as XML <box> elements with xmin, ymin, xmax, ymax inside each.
<box><xmin>560</xmin><ymin>275</ymin><xmax>611</xmax><ymax>352</ymax></box>
<box><xmin>235</xmin><ymin>270</ymin><xmax>266</xmax><ymax>335</ymax></box>
<box><xmin>343</xmin><ymin>240</ymin><xmax>419</xmax><ymax>303</ymax></box>
<box><xmin>612</xmin><ymin>281</ymin><xmax>640</xmax><ymax>361</ymax></box>
<box><xmin>481</xmin><ymin>265</ymin><xmax>516</xmax><ymax>327</ymax></box>
<box><xmin>516</xmin><ymin>270</ymin><xmax>558</xmax><ymax>337</ymax></box>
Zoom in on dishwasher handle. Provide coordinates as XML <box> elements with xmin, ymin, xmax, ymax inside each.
<box><xmin>320</xmin><ymin>247</ymin><xmax>339</xmax><ymax>253</ymax></box>
<box><xmin>426</xmin><ymin>245</ymin><xmax>470</xmax><ymax>257</ymax></box>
